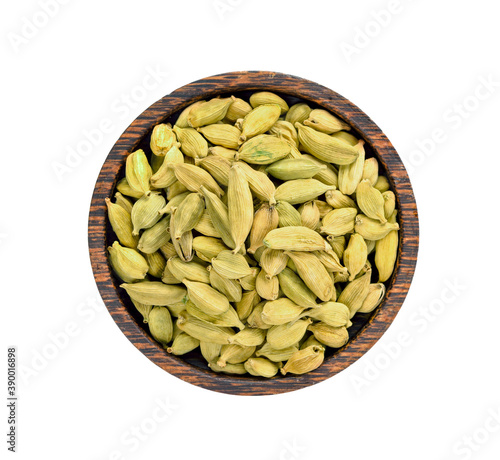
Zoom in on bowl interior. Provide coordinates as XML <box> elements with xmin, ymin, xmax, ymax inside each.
<box><xmin>105</xmin><ymin>90</ymin><xmax>398</xmax><ymax>375</ymax></box>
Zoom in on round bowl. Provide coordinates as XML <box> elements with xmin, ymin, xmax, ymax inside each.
<box><xmin>88</xmin><ymin>71</ymin><xmax>419</xmax><ymax>395</ymax></box>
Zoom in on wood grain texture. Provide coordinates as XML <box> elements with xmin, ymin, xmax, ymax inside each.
<box><xmin>88</xmin><ymin>71</ymin><xmax>419</xmax><ymax>396</ymax></box>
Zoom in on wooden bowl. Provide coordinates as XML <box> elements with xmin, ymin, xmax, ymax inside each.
<box><xmin>88</xmin><ymin>71</ymin><xmax>419</xmax><ymax>395</ymax></box>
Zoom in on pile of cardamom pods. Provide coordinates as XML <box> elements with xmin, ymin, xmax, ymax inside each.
<box><xmin>105</xmin><ymin>91</ymin><xmax>400</xmax><ymax>378</ymax></box>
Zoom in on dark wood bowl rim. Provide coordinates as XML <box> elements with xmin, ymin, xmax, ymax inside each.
<box><xmin>88</xmin><ymin>71</ymin><xmax>419</xmax><ymax>396</ymax></box>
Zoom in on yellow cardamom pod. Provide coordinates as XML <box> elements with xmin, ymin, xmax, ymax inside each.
<box><xmin>344</xmin><ymin>233</ymin><xmax>368</xmax><ymax>281</ymax></box>
<box><xmin>228</xmin><ymin>328</ymin><xmax>266</xmax><ymax>347</ymax></box>
<box><xmin>308</xmin><ymin>323</ymin><xmax>349</xmax><ymax>348</ymax></box>
<box><xmin>239</xmin><ymin>267</ymin><xmax>260</xmax><ymax>291</ymax></box>
<box><xmin>264</xmin><ymin>226</ymin><xmax>330</xmax><ymax>252</ymax></box>
<box><xmin>256</xmin><ymin>343</ymin><xmax>299</xmax><ymax>362</ymax></box>
<box><xmin>236</xmin><ymin>134</ymin><xmax>291</xmax><ymax>165</ymax></box>
<box><xmin>167</xmin><ymin>257</ymin><xmax>210</xmax><ymax>284</ymax></box>
<box><xmin>338</xmin><ymin>140</ymin><xmax>366</xmax><ymax>195</ymax></box>
<box><xmin>331</xmin><ymin>130</ymin><xmax>359</xmax><ymax>146</ymax></box>
<box><xmin>236</xmin><ymin>161</ymin><xmax>276</xmax><ymax>204</ymax></box>
<box><xmin>298</xmin><ymin>201</ymin><xmax>321</xmax><ymax>230</ymax></box>
<box><xmin>296</xmin><ymin>123</ymin><xmax>359</xmax><ymax>165</ymax></box>
<box><xmin>248</xmin><ymin>203</ymin><xmax>279</xmax><ymax>254</ymax></box>
<box><xmin>244</xmin><ymin>358</ymin><xmax>280</xmax><ymax>378</ymax></box>
<box><xmin>174</xmin><ymin>100</ymin><xmax>205</xmax><ymax>128</ymax></box>
<box><xmin>375</xmin><ymin>210</ymin><xmax>399</xmax><ymax>282</ymax></box>
<box><xmin>327</xmin><ymin>235</ymin><xmax>346</xmax><ymax>260</ymax></box>
<box><xmin>105</xmin><ymin>197</ymin><xmax>139</xmax><ymax>248</ymax></box>
<box><xmin>125</xmin><ymin>149</ymin><xmax>152</xmax><ymax>196</ymax></box>
<box><xmin>337</xmin><ymin>269</ymin><xmax>372</xmax><ymax>317</ymax></box>
<box><xmin>249</xmin><ymin>91</ymin><xmax>289</xmax><ymax>114</ymax></box>
<box><xmin>261</xmin><ymin>298</ymin><xmax>306</xmax><ymax>326</ymax></box>
<box><xmin>171</xmin><ymin>193</ymin><xmax>205</xmax><ymax>239</ymax></box>
<box><xmin>247</xmin><ymin>301</ymin><xmax>272</xmax><ymax>329</ymax></box>
<box><xmin>148</xmin><ymin>306</ymin><xmax>173</xmax><ymax>346</ymax></box>
<box><xmin>145</xmin><ymin>251</ymin><xmax>166</xmax><ymax>278</ymax></box>
<box><xmin>208</xmin><ymin>266</ymin><xmax>242</xmax><ymax>303</ymax></box>
<box><xmin>238</xmin><ymin>104</ymin><xmax>281</xmax><ymax>144</ymax></box>
<box><xmin>225</xmin><ymin>97</ymin><xmax>252</xmax><ymax>123</ymax></box>
<box><xmin>275</xmin><ymin>179</ymin><xmax>335</xmax><ymax>205</ymax></box>
<box><xmin>217</xmin><ymin>344</ymin><xmax>256</xmax><ymax>367</ymax></box>
<box><xmin>108</xmin><ymin>241</ymin><xmax>148</xmax><ymax>283</ymax></box>
<box><xmin>177</xmin><ymin>313</ymin><xmax>235</xmax><ymax>344</ymax></box>
<box><xmin>198</xmin><ymin>123</ymin><xmax>241</xmax><ymax>150</ymax></box>
<box><xmin>275</xmin><ymin>201</ymin><xmax>302</xmax><ymax>227</ymax></box>
<box><xmin>356</xmin><ymin>179</ymin><xmax>387</xmax><ymax>223</ymax></box>
<box><xmin>260</xmin><ymin>248</ymin><xmax>289</xmax><ymax>279</ymax></box>
<box><xmin>277</xmin><ymin>268</ymin><xmax>318</xmax><ymax>309</ymax></box>
<box><xmin>137</xmin><ymin>216</ymin><xmax>171</xmax><ymax>254</ymax></box>
<box><xmin>116</xmin><ymin>178</ymin><xmax>143</xmax><ymax>199</ymax></box>
<box><xmin>208</xmin><ymin>361</ymin><xmax>247</xmax><ymax>374</ymax></box>
<box><xmin>284</xmin><ymin>251</ymin><xmax>334</xmax><ymax>302</ymax></box>
<box><xmin>130</xmin><ymin>192</ymin><xmax>166</xmax><ymax>236</ymax></box>
<box><xmin>195</xmin><ymin>154</ymin><xmax>232</xmax><ymax>186</ymax></box>
<box><xmin>171</xmin><ymin>163</ymin><xmax>224</xmax><ymax>197</ymax></box>
<box><xmin>200</xmin><ymin>341</ymin><xmax>222</xmax><ymax>363</ymax></box>
<box><xmin>114</xmin><ymin>192</ymin><xmax>133</xmax><ymax>213</ymax></box>
<box><xmin>212</xmin><ymin>250</ymin><xmax>253</xmax><ymax>279</ymax></box>
<box><xmin>281</xmin><ymin>345</ymin><xmax>325</xmax><ymax>375</ymax></box>
<box><xmin>166</xmin><ymin>332</ymin><xmax>200</xmax><ymax>355</ymax></box>
<box><xmin>150</xmin><ymin>145</ymin><xmax>184</xmax><ymax>189</ymax></box>
<box><xmin>303</xmin><ymin>109</ymin><xmax>350</xmax><ymax>134</ymax></box>
<box><xmin>305</xmin><ymin>302</ymin><xmax>350</xmax><ymax>327</ymax></box>
<box><xmin>255</xmin><ymin>270</ymin><xmax>279</xmax><ymax>301</ymax></box>
<box><xmin>382</xmin><ymin>191</ymin><xmax>396</xmax><ymax>219</ymax></box>
<box><xmin>266</xmin><ymin>158</ymin><xmax>326</xmax><ymax>181</ymax></box>
<box><xmin>374</xmin><ymin>175</ymin><xmax>390</xmax><ymax>193</ymax></box>
<box><xmin>267</xmin><ymin>318</ymin><xmax>312</xmax><ymax>350</ymax></box>
<box><xmin>358</xmin><ymin>283</ymin><xmax>386</xmax><ymax>314</ymax></box>
<box><xmin>121</xmin><ymin>281</ymin><xmax>186</xmax><ymax>306</ymax></box>
<box><xmin>320</xmin><ymin>207</ymin><xmax>358</xmax><ymax>237</ymax></box>
<box><xmin>235</xmin><ymin>290</ymin><xmax>260</xmax><ymax>321</ymax></box>
<box><xmin>208</xmin><ymin>145</ymin><xmax>238</xmax><ymax>160</ymax></box>
<box><xmin>193</xmin><ymin>236</ymin><xmax>229</xmax><ymax>263</ymax></box>
<box><xmin>354</xmin><ymin>214</ymin><xmax>399</xmax><ymax>241</ymax></box>
<box><xmin>227</xmin><ymin>164</ymin><xmax>253</xmax><ymax>254</ymax></box>
<box><xmin>362</xmin><ymin>157</ymin><xmax>379</xmax><ymax>185</ymax></box>
<box><xmin>325</xmin><ymin>190</ymin><xmax>357</xmax><ymax>209</ymax></box>
<box><xmin>285</xmin><ymin>102</ymin><xmax>312</xmax><ymax>125</ymax></box>
<box><xmin>172</xmin><ymin>126</ymin><xmax>208</xmax><ymax>159</ymax></box>
<box><xmin>187</xmin><ymin>97</ymin><xmax>233</xmax><ymax>128</ymax></box>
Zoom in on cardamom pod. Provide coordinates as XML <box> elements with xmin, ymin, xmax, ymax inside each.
<box><xmin>125</xmin><ymin>149</ymin><xmax>152</xmax><ymax>196</ymax></box>
<box><xmin>236</xmin><ymin>134</ymin><xmax>291</xmax><ymax>165</ymax></box>
<box><xmin>298</xmin><ymin>201</ymin><xmax>321</xmax><ymax>230</ymax></box>
<box><xmin>285</xmin><ymin>102</ymin><xmax>311</xmax><ymax>125</ymax></box>
<box><xmin>382</xmin><ymin>191</ymin><xmax>396</xmax><ymax>219</ymax></box>
<box><xmin>236</xmin><ymin>161</ymin><xmax>276</xmax><ymax>204</ymax></box>
<box><xmin>200</xmin><ymin>341</ymin><xmax>222</xmax><ymax>363</ymax></box>
<box><xmin>150</xmin><ymin>145</ymin><xmax>184</xmax><ymax>189</ymax></box>
<box><xmin>277</xmin><ymin>268</ymin><xmax>318</xmax><ymax>309</ymax></box>
<box><xmin>325</xmin><ymin>190</ymin><xmax>357</xmax><ymax>209</ymax></box>
<box><xmin>281</xmin><ymin>345</ymin><xmax>325</xmax><ymax>375</ymax></box>
<box><xmin>304</xmin><ymin>302</ymin><xmax>350</xmax><ymax>327</ymax></box>
<box><xmin>265</xmin><ymin>158</ymin><xmax>326</xmax><ymax>181</ymax></box>
<box><xmin>308</xmin><ymin>323</ymin><xmax>349</xmax><ymax>348</ymax></box>
<box><xmin>150</xmin><ymin>123</ymin><xmax>177</xmax><ymax>158</ymax></box>
<box><xmin>212</xmin><ymin>250</ymin><xmax>252</xmax><ymax>279</ymax></box>
<box><xmin>284</xmin><ymin>251</ymin><xmax>334</xmax><ymax>302</ymax></box>
<box><xmin>187</xmin><ymin>97</ymin><xmax>233</xmax><ymax>127</ymax></box>
<box><xmin>261</xmin><ymin>298</ymin><xmax>306</xmax><ymax>325</ymax></box>
<box><xmin>235</xmin><ymin>290</ymin><xmax>260</xmax><ymax>321</ymax></box>
<box><xmin>303</xmin><ymin>109</ymin><xmax>350</xmax><ymax>134</ymax></box>
<box><xmin>344</xmin><ymin>233</ymin><xmax>368</xmax><ymax>281</ymax></box>
<box><xmin>217</xmin><ymin>344</ymin><xmax>256</xmax><ymax>367</ymax></box>
<box><xmin>260</xmin><ymin>248</ymin><xmax>289</xmax><ymax>279</ymax></box>
<box><xmin>148</xmin><ymin>306</ymin><xmax>173</xmax><ymax>345</ymax></box>
<box><xmin>327</xmin><ymin>235</ymin><xmax>346</xmax><ymax>259</ymax></box>
<box><xmin>172</xmin><ymin>163</ymin><xmax>224</xmax><ymax>197</ymax></box>
<box><xmin>229</xmin><ymin>328</ymin><xmax>267</xmax><ymax>346</ymax></box>
<box><xmin>244</xmin><ymin>358</ymin><xmax>279</xmax><ymax>378</ymax></box>
<box><xmin>121</xmin><ymin>281</ymin><xmax>186</xmax><ymax>306</ymax></box>
<box><xmin>296</xmin><ymin>123</ymin><xmax>358</xmax><ymax>165</ymax></box>
<box><xmin>275</xmin><ymin>200</ymin><xmax>302</xmax><ymax>227</ymax></box>
<box><xmin>130</xmin><ymin>192</ymin><xmax>166</xmax><ymax>236</ymax></box>
<box><xmin>256</xmin><ymin>343</ymin><xmax>299</xmax><ymax>362</ymax></box>
<box><xmin>269</xmin><ymin>120</ymin><xmax>298</xmax><ymax>146</ymax></box>
<box><xmin>208</xmin><ymin>145</ymin><xmax>238</xmax><ymax>160</ymax></box>
<box><xmin>239</xmin><ymin>104</ymin><xmax>281</xmax><ymax>143</ymax></box>
<box><xmin>320</xmin><ymin>207</ymin><xmax>357</xmax><ymax>237</ymax></box>
<box><xmin>354</xmin><ymin>214</ymin><xmax>399</xmax><ymax>240</ymax></box>
<box><xmin>200</xmin><ymin>186</ymin><xmax>235</xmax><ymax>249</ymax></box>
<box><xmin>356</xmin><ymin>179</ymin><xmax>387</xmax><ymax>223</ymax></box>
<box><xmin>374</xmin><ymin>175</ymin><xmax>390</xmax><ymax>193</ymax></box>
<box><xmin>145</xmin><ymin>251</ymin><xmax>166</xmax><ymax>278</ymax></box>
<box><xmin>337</xmin><ymin>269</ymin><xmax>372</xmax><ymax>317</ymax></box>
<box><xmin>358</xmin><ymin>283</ymin><xmax>386</xmax><ymax>314</ymax></box>
<box><xmin>171</xmin><ymin>193</ymin><xmax>205</xmax><ymax>239</ymax></box>
<box><xmin>166</xmin><ymin>332</ymin><xmax>200</xmax><ymax>355</ymax></box>
<box><xmin>248</xmin><ymin>203</ymin><xmax>279</xmax><ymax>254</ymax></box>
<box><xmin>137</xmin><ymin>216</ymin><xmax>171</xmax><ymax>254</ymax></box>
<box><xmin>175</xmin><ymin>100</ymin><xmax>205</xmax><ymax>128</ymax></box>
<box><xmin>208</xmin><ymin>361</ymin><xmax>247</xmax><ymax>374</ymax></box>
<box><xmin>114</xmin><ymin>192</ymin><xmax>133</xmax><ymax>213</ymax></box>
<box><xmin>105</xmin><ymin>197</ymin><xmax>139</xmax><ymax>248</ymax></box>
<box><xmin>331</xmin><ymin>131</ymin><xmax>359</xmax><ymax>146</ymax></box>
<box><xmin>172</xmin><ymin>126</ymin><xmax>208</xmax><ymax>159</ymax></box>
<box><xmin>375</xmin><ymin>210</ymin><xmax>399</xmax><ymax>282</ymax></box>
<box><xmin>167</xmin><ymin>257</ymin><xmax>210</xmax><ymax>284</ymax></box>
<box><xmin>264</xmin><ymin>226</ymin><xmax>330</xmax><ymax>252</ymax></box>
<box><xmin>198</xmin><ymin>123</ymin><xmax>241</xmax><ymax>150</ymax></box>
<box><xmin>195</xmin><ymin>155</ymin><xmax>231</xmax><ymax>186</ymax></box>
<box><xmin>255</xmin><ymin>270</ymin><xmax>279</xmax><ymax>301</ymax></box>
<box><xmin>225</xmin><ymin>97</ymin><xmax>252</xmax><ymax>123</ymax></box>
<box><xmin>239</xmin><ymin>267</ymin><xmax>260</xmax><ymax>291</ymax></box>
<box><xmin>193</xmin><ymin>236</ymin><xmax>229</xmax><ymax>262</ymax></box>
<box><xmin>227</xmin><ymin>164</ymin><xmax>253</xmax><ymax>253</ymax></box>
<box><xmin>177</xmin><ymin>312</ymin><xmax>234</xmax><ymax>344</ymax></box>
<box><xmin>108</xmin><ymin>241</ymin><xmax>148</xmax><ymax>283</ymax></box>
<box><xmin>338</xmin><ymin>140</ymin><xmax>366</xmax><ymax>195</ymax></box>
<box><xmin>362</xmin><ymin>157</ymin><xmax>379</xmax><ymax>186</ymax></box>
<box><xmin>183</xmin><ymin>279</ymin><xmax>230</xmax><ymax>316</ymax></box>
<box><xmin>274</xmin><ymin>179</ymin><xmax>335</xmax><ymax>205</ymax></box>
<box><xmin>249</xmin><ymin>91</ymin><xmax>289</xmax><ymax>114</ymax></box>
<box><xmin>208</xmin><ymin>266</ymin><xmax>242</xmax><ymax>303</ymax></box>
<box><xmin>116</xmin><ymin>178</ymin><xmax>144</xmax><ymax>200</ymax></box>
<box><xmin>267</xmin><ymin>318</ymin><xmax>312</xmax><ymax>350</ymax></box>
<box><xmin>247</xmin><ymin>301</ymin><xmax>272</xmax><ymax>329</ymax></box>
<box><xmin>131</xmin><ymin>299</ymin><xmax>153</xmax><ymax>323</ymax></box>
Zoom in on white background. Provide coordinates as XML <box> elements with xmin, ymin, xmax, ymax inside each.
<box><xmin>2</xmin><ymin>1</ymin><xmax>500</xmax><ymax>459</ymax></box>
